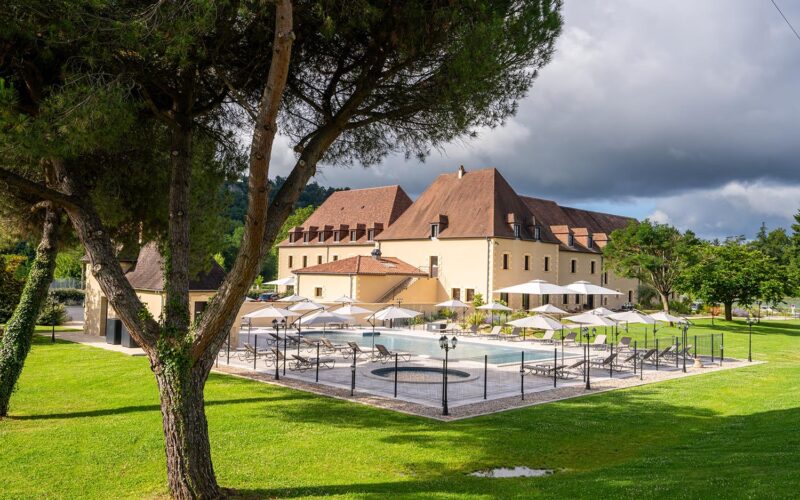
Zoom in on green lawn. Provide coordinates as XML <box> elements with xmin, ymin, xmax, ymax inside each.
<box><xmin>1</xmin><ymin>319</ymin><xmax>798</xmax><ymax>499</ymax></box>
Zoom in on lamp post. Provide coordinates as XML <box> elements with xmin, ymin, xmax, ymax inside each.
<box><xmin>746</xmin><ymin>316</ymin><xmax>755</xmax><ymax>362</ymax></box>
<box><xmin>439</xmin><ymin>335</ymin><xmax>457</xmax><ymax>416</ymax></box>
<box><xmin>681</xmin><ymin>322</ymin><xmax>689</xmax><ymax>373</ymax></box>
<box><xmin>584</xmin><ymin>328</ymin><xmax>591</xmax><ymax>390</ymax></box>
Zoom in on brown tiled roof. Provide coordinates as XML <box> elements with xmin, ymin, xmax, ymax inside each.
<box><xmin>377</xmin><ymin>168</ymin><xmax>560</xmax><ymax>243</ymax></box>
<box><xmin>279</xmin><ymin>185</ymin><xmax>413</xmax><ymax>247</ymax></box>
<box><xmin>125</xmin><ymin>243</ymin><xmax>226</xmax><ymax>291</ymax></box>
<box><xmin>292</xmin><ymin>255</ymin><xmax>426</xmax><ymax>276</ymax></box>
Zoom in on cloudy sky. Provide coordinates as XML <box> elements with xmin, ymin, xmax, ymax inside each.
<box><xmin>270</xmin><ymin>0</ymin><xmax>800</xmax><ymax>240</ymax></box>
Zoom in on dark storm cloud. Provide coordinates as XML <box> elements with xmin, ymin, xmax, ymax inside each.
<box><xmin>270</xmin><ymin>0</ymin><xmax>800</xmax><ymax>238</ymax></box>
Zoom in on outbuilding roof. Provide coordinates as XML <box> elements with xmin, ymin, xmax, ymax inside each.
<box><xmin>124</xmin><ymin>243</ymin><xmax>226</xmax><ymax>291</ymax></box>
<box><xmin>292</xmin><ymin>255</ymin><xmax>426</xmax><ymax>277</ymax></box>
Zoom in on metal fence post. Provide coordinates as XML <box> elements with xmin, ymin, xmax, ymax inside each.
<box><xmin>351</xmin><ymin>349</ymin><xmax>356</xmax><ymax>396</ymax></box>
<box><xmin>394</xmin><ymin>353</ymin><xmax>398</xmax><ymax>398</ymax></box>
<box><xmin>656</xmin><ymin>338</ymin><xmax>660</xmax><ymax>371</ymax></box>
<box><xmin>610</xmin><ymin>343</ymin><xmax>614</xmax><ymax>378</ymax></box>
<box><xmin>520</xmin><ymin>351</ymin><xmax>525</xmax><ymax>400</ymax></box>
<box><xmin>720</xmin><ymin>333</ymin><xmax>724</xmax><ymax>365</ymax></box>
<box><xmin>694</xmin><ymin>334</ymin><xmax>697</xmax><ymax>358</ymax></box>
<box><xmin>633</xmin><ymin>340</ymin><xmax>637</xmax><ymax>375</ymax></box>
<box><xmin>316</xmin><ymin>342</ymin><xmax>320</xmax><ymax>382</ymax></box>
<box><xmin>553</xmin><ymin>348</ymin><xmax>558</xmax><ymax>388</ymax></box>
<box><xmin>711</xmin><ymin>334</ymin><xmax>715</xmax><ymax>363</ymax></box>
<box><xmin>483</xmin><ymin>354</ymin><xmax>488</xmax><ymax>400</ymax></box>
<box><xmin>283</xmin><ymin>335</ymin><xmax>287</xmax><ymax>375</ymax></box>
<box><xmin>253</xmin><ymin>335</ymin><xmax>258</xmax><ymax>370</ymax></box>
<box><xmin>675</xmin><ymin>336</ymin><xmax>679</xmax><ymax>368</ymax></box>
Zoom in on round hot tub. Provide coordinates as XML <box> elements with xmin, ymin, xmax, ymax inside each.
<box><xmin>368</xmin><ymin>366</ymin><xmax>477</xmax><ymax>384</ymax></box>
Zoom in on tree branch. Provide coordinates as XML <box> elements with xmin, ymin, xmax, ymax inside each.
<box><xmin>0</xmin><ymin>167</ymin><xmax>82</xmax><ymax>211</ymax></box>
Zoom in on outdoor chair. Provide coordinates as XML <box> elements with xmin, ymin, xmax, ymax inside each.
<box><xmin>646</xmin><ymin>345</ymin><xmax>676</xmax><ymax>365</ymax></box>
<box><xmin>484</xmin><ymin>326</ymin><xmax>503</xmax><ymax>339</ymax></box>
<box><xmin>320</xmin><ymin>338</ymin><xmax>350</xmax><ymax>356</ymax></box>
<box><xmin>523</xmin><ymin>361</ymin><xmax>560</xmax><ymax>378</ymax></box>
<box><xmin>531</xmin><ymin>330</ymin><xmax>556</xmax><ymax>344</ymax></box>
<box><xmin>237</xmin><ymin>343</ymin><xmax>271</xmax><ymax>363</ymax></box>
<box><xmin>505</xmin><ymin>327</ymin><xmax>522</xmax><ymax>341</ymax></box>
<box><xmin>346</xmin><ymin>341</ymin><xmax>373</xmax><ymax>360</ymax></box>
<box><xmin>375</xmin><ymin>344</ymin><xmax>413</xmax><ymax>363</ymax></box>
<box><xmin>561</xmin><ymin>359</ymin><xmax>586</xmax><ymax>378</ymax></box>
<box><xmin>290</xmin><ymin>354</ymin><xmax>336</xmax><ymax>371</ymax></box>
<box><xmin>444</xmin><ymin>323</ymin><xmax>462</xmax><ymax>334</ymax></box>
<box><xmin>561</xmin><ymin>332</ymin><xmax>578</xmax><ymax>345</ymax></box>
<box><xmin>590</xmin><ymin>334</ymin><xmax>608</xmax><ymax>350</ymax></box>
<box><xmin>617</xmin><ymin>336</ymin><xmax>632</xmax><ymax>351</ymax></box>
<box><xmin>589</xmin><ymin>352</ymin><xmax>618</xmax><ymax>370</ymax></box>
<box><xmin>663</xmin><ymin>344</ymin><xmax>693</xmax><ymax>361</ymax></box>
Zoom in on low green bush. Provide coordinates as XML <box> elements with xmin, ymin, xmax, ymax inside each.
<box><xmin>37</xmin><ymin>297</ymin><xmax>68</xmax><ymax>326</ymax></box>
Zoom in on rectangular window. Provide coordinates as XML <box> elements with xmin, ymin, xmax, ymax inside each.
<box><xmin>628</xmin><ymin>290</ymin><xmax>633</xmax><ymax>303</ymax></box>
<box><xmin>302</xmin><ymin>256</ymin><xmax>308</xmax><ymax>268</ymax></box>
<box><xmin>334</xmin><ymin>231</ymin><xmax>341</xmax><ymax>243</ymax></box>
<box><xmin>570</xmin><ymin>259</ymin><xmax>577</xmax><ymax>273</ymax></box>
<box><xmin>452</xmin><ymin>288</ymin><xmax>461</xmax><ymax>300</ymax></box>
<box><xmin>332</xmin><ymin>255</ymin><xmax>338</xmax><ymax>261</ymax></box>
<box><xmin>288</xmin><ymin>256</ymin><xmax>293</xmax><ymax>268</ymax></box>
<box><xmin>544</xmin><ymin>256</ymin><xmax>550</xmax><ymax>272</ymax></box>
<box><xmin>567</xmin><ymin>233</ymin><xmax>574</xmax><ymax>247</ymax></box>
<box><xmin>367</xmin><ymin>229</ymin><xmax>374</xmax><ymax>241</ymax></box>
<box><xmin>534</xmin><ymin>226</ymin><xmax>541</xmax><ymax>240</ymax></box>
<box><xmin>522</xmin><ymin>294</ymin><xmax>530</xmax><ymax>310</ymax></box>
<box><xmin>430</xmin><ymin>224</ymin><xmax>439</xmax><ymax>238</ymax></box>
<box><xmin>575</xmin><ymin>294</ymin><xmax>581</xmax><ymax>305</ymax></box>
<box><xmin>502</xmin><ymin>253</ymin><xmax>510</xmax><ymax>270</ymax></box>
<box><xmin>314</xmin><ymin>287</ymin><xmax>323</xmax><ymax>298</ymax></box>
<box><xmin>429</xmin><ymin>256</ymin><xmax>439</xmax><ymax>278</ymax></box>
<box><xmin>303</xmin><ymin>232</ymin><xmax>310</xmax><ymax>243</ymax></box>
<box><xmin>513</xmin><ymin>224</ymin><xmax>521</xmax><ymax>239</ymax></box>
<box><xmin>524</xmin><ymin>255</ymin><xmax>530</xmax><ymax>271</ymax></box>
<box><xmin>500</xmin><ymin>292</ymin><xmax>509</xmax><ymax>304</ymax></box>
<box><xmin>590</xmin><ymin>261</ymin><xmax>596</xmax><ymax>274</ymax></box>
<box><xmin>350</xmin><ymin>230</ymin><xmax>357</xmax><ymax>241</ymax></box>
<box><xmin>588</xmin><ymin>234</ymin><xmax>594</xmax><ymax>248</ymax></box>
<box><xmin>604</xmin><ymin>272</ymin><xmax>609</xmax><ymax>284</ymax></box>
<box><xmin>562</xmin><ymin>294</ymin><xmax>568</xmax><ymax>305</ymax></box>
<box><xmin>465</xmin><ymin>288</ymin><xmax>475</xmax><ymax>302</ymax></box>
<box><xmin>318</xmin><ymin>232</ymin><xmax>324</xmax><ymax>243</ymax></box>
<box><xmin>317</xmin><ymin>255</ymin><xmax>323</xmax><ymax>265</ymax></box>
<box><xmin>542</xmin><ymin>294</ymin><xmax>550</xmax><ymax>305</ymax></box>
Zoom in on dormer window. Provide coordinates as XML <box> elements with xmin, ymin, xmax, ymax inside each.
<box><xmin>318</xmin><ymin>232</ymin><xmax>324</xmax><ymax>243</ymax></box>
<box><xmin>367</xmin><ymin>229</ymin><xmax>375</xmax><ymax>242</ymax></box>
<box><xmin>303</xmin><ymin>232</ymin><xmax>310</xmax><ymax>243</ymax></box>
<box><xmin>587</xmin><ymin>234</ymin><xmax>594</xmax><ymax>248</ymax></box>
<box><xmin>430</xmin><ymin>223</ymin><xmax>440</xmax><ymax>238</ymax></box>
<box><xmin>567</xmin><ymin>233</ymin><xmax>574</xmax><ymax>247</ymax></box>
<box><xmin>513</xmin><ymin>224</ymin><xmax>521</xmax><ymax>239</ymax></box>
<box><xmin>334</xmin><ymin>231</ymin><xmax>341</xmax><ymax>243</ymax></box>
<box><xmin>350</xmin><ymin>229</ymin><xmax>357</xmax><ymax>241</ymax></box>
<box><xmin>533</xmin><ymin>226</ymin><xmax>541</xmax><ymax>241</ymax></box>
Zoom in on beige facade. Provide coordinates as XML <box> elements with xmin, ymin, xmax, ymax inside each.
<box><xmin>278</xmin><ymin>243</ymin><xmax>371</xmax><ymax>285</ymax></box>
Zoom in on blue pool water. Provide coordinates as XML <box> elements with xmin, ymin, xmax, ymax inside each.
<box><xmin>304</xmin><ymin>331</ymin><xmax>554</xmax><ymax>364</ymax></box>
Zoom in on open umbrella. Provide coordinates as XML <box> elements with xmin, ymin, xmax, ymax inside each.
<box><xmin>590</xmin><ymin>306</ymin><xmax>615</xmax><ymax>316</ymax></box>
<box><xmin>288</xmin><ymin>301</ymin><xmax>325</xmax><ymax>312</ymax></box>
<box><xmin>650</xmin><ymin>311</ymin><xmax>688</xmax><ymax>324</ymax></box>
<box><xmin>529</xmin><ymin>304</ymin><xmax>568</xmax><ymax>315</ymax></box>
<box><xmin>507</xmin><ymin>314</ymin><xmax>564</xmax><ymax>341</ymax></box>
<box><xmin>478</xmin><ymin>302</ymin><xmax>513</xmax><ymax>327</ymax></box>
<box><xmin>609</xmin><ymin>310</ymin><xmax>656</xmax><ymax>342</ymax></box>
<box><xmin>494</xmin><ymin>279</ymin><xmax>573</xmax><ymax>295</ymax></box>
<box><xmin>329</xmin><ymin>294</ymin><xmax>355</xmax><ymax>304</ymax></box>
<box><xmin>299</xmin><ymin>310</ymin><xmax>354</xmax><ymax>333</ymax></box>
<box><xmin>265</xmin><ymin>276</ymin><xmax>296</xmax><ymax>286</ymax></box>
<box><xmin>565</xmin><ymin>312</ymin><xmax>617</xmax><ymax>327</ymax></box>
<box><xmin>277</xmin><ymin>294</ymin><xmax>307</xmax><ymax>303</ymax></box>
<box><xmin>566</xmin><ymin>281</ymin><xmax>623</xmax><ymax>295</ymax></box>
<box><xmin>436</xmin><ymin>299</ymin><xmax>470</xmax><ymax>322</ymax></box>
<box><xmin>332</xmin><ymin>304</ymin><xmax>373</xmax><ymax>316</ymax></box>
<box><xmin>369</xmin><ymin>305</ymin><xmax>422</xmax><ymax>333</ymax></box>
<box><xmin>241</xmin><ymin>306</ymin><xmax>298</xmax><ymax>344</ymax></box>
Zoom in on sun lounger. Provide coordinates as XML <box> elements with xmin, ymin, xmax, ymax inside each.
<box><xmin>531</xmin><ymin>330</ymin><xmax>556</xmax><ymax>344</ymax></box>
<box><xmin>589</xmin><ymin>352</ymin><xmax>618</xmax><ymax>369</ymax></box>
<box><xmin>290</xmin><ymin>354</ymin><xmax>336</xmax><ymax>371</ymax></box>
<box><xmin>561</xmin><ymin>332</ymin><xmax>577</xmax><ymax>345</ymax></box>
<box><xmin>236</xmin><ymin>343</ymin><xmax>271</xmax><ymax>363</ymax></box>
<box><xmin>617</xmin><ymin>336</ymin><xmax>632</xmax><ymax>351</ymax></box>
<box><xmin>444</xmin><ymin>323</ymin><xmax>462</xmax><ymax>334</ymax></box>
<box><xmin>483</xmin><ymin>326</ymin><xmax>503</xmax><ymax>339</ymax></box>
<box><xmin>346</xmin><ymin>341</ymin><xmax>373</xmax><ymax>360</ymax></box>
<box><xmin>375</xmin><ymin>344</ymin><xmax>412</xmax><ymax>363</ymax></box>
<box><xmin>560</xmin><ymin>359</ymin><xmax>586</xmax><ymax>378</ymax></box>
<box><xmin>320</xmin><ymin>338</ymin><xmax>350</xmax><ymax>355</ymax></box>
<box><xmin>590</xmin><ymin>334</ymin><xmax>608</xmax><ymax>350</ymax></box>
<box><xmin>504</xmin><ymin>327</ymin><xmax>522</xmax><ymax>341</ymax></box>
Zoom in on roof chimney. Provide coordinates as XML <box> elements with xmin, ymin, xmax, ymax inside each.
<box><xmin>371</xmin><ymin>247</ymin><xmax>382</xmax><ymax>260</ymax></box>
<box><xmin>457</xmin><ymin>165</ymin><xmax>466</xmax><ymax>179</ymax></box>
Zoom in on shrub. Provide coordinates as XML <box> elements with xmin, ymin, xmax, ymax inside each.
<box><xmin>0</xmin><ymin>262</ymin><xmax>24</xmax><ymax>323</ymax></box>
<box><xmin>49</xmin><ymin>288</ymin><xmax>85</xmax><ymax>305</ymax></box>
<box><xmin>37</xmin><ymin>297</ymin><xmax>68</xmax><ymax>326</ymax></box>
<box><xmin>668</xmin><ymin>300</ymin><xmax>691</xmax><ymax>315</ymax></box>
<box><xmin>465</xmin><ymin>311</ymin><xmax>486</xmax><ymax>327</ymax></box>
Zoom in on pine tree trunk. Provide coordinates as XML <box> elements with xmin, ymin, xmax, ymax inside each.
<box><xmin>724</xmin><ymin>301</ymin><xmax>733</xmax><ymax>321</ymax></box>
<box><xmin>0</xmin><ymin>206</ymin><xmax>60</xmax><ymax>417</ymax></box>
<box><xmin>658</xmin><ymin>291</ymin><xmax>670</xmax><ymax>313</ymax></box>
<box><xmin>152</xmin><ymin>352</ymin><xmax>220</xmax><ymax>499</ymax></box>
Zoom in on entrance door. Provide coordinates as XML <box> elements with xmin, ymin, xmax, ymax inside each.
<box><xmin>587</xmin><ymin>295</ymin><xmax>594</xmax><ymax>309</ymax></box>
<box><xmin>429</xmin><ymin>256</ymin><xmax>439</xmax><ymax>278</ymax></box>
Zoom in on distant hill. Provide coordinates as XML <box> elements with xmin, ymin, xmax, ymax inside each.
<box><xmin>226</xmin><ymin>177</ymin><xmax>349</xmax><ymax>222</ymax></box>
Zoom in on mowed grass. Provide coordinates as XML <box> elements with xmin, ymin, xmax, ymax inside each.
<box><xmin>0</xmin><ymin>319</ymin><xmax>798</xmax><ymax>499</ymax></box>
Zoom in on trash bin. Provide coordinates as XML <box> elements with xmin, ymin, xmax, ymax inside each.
<box><xmin>106</xmin><ymin>319</ymin><xmax>122</xmax><ymax>345</ymax></box>
<box><xmin>120</xmin><ymin>323</ymin><xmax>139</xmax><ymax>348</ymax></box>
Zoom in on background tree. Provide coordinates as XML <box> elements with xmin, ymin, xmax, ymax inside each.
<box><xmin>678</xmin><ymin>241</ymin><xmax>783</xmax><ymax>320</ymax></box>
<box><xmin>0</xmin><ymin>1</ymin><xmax>563</xmax><ymax>497</ymax></box>
<box><xmin>604</xmin><ymin>220</ymin><xmax>699</xmax><ymax>312</ymax></box>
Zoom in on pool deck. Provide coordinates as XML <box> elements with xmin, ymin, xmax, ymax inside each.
<box><xmin>50</xmin><ymin>327</ymin><xmax>756</xmax><ymax>420</ymax></box>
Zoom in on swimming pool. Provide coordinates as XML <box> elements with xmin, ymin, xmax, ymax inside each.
<box><xmin>303</xmin><ymin>330</ymin><xmax>555</xmax><ymax>364</ymax></box>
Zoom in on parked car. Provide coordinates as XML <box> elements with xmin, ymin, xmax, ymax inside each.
<box><xmin>257</xmin><ymin>292</ymin><xmax>279</xmax><ymax>302</ymax></box>
<box><xmin>620</xmin><ymin>302</ymin><xmax>634</xmax><ymax>311</ymax></box>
